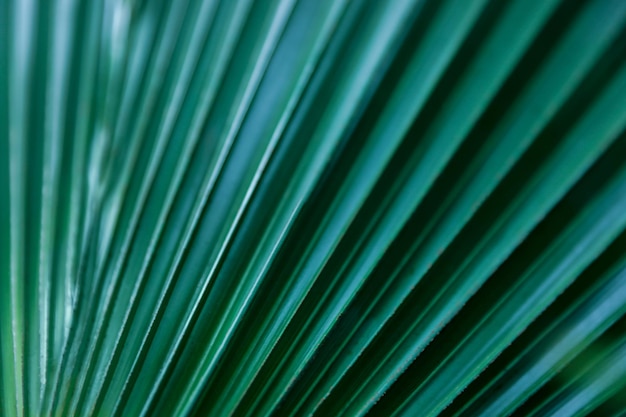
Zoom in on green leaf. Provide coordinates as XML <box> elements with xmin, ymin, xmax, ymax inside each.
<box><xmin>1</xmin><ymin>0</ymin><xmax>625</xmax><ymax>416</ymax></box>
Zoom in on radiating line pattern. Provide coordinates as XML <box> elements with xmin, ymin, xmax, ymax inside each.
<box><xmin>1</xmin><ymin>0</ymin><xmax>626</xmax><ymax>416</ymax></box>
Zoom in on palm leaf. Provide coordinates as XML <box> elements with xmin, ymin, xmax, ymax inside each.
<box><xmin>1</xmin><ymin>0</ymin><xmax>626</xmax><ymax>416</ymax></box>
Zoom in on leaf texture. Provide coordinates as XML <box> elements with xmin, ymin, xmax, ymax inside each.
<box><xmin>0</xmin><ymin>0</ymin><xmax>625</xmax><ymax>416</ymax></box>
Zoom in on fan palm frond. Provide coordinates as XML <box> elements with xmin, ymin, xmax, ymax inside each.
<box><xmin>1</xmin><ymin>0</ymin><xmax>626</xmax><ymax>416</ymax></box>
